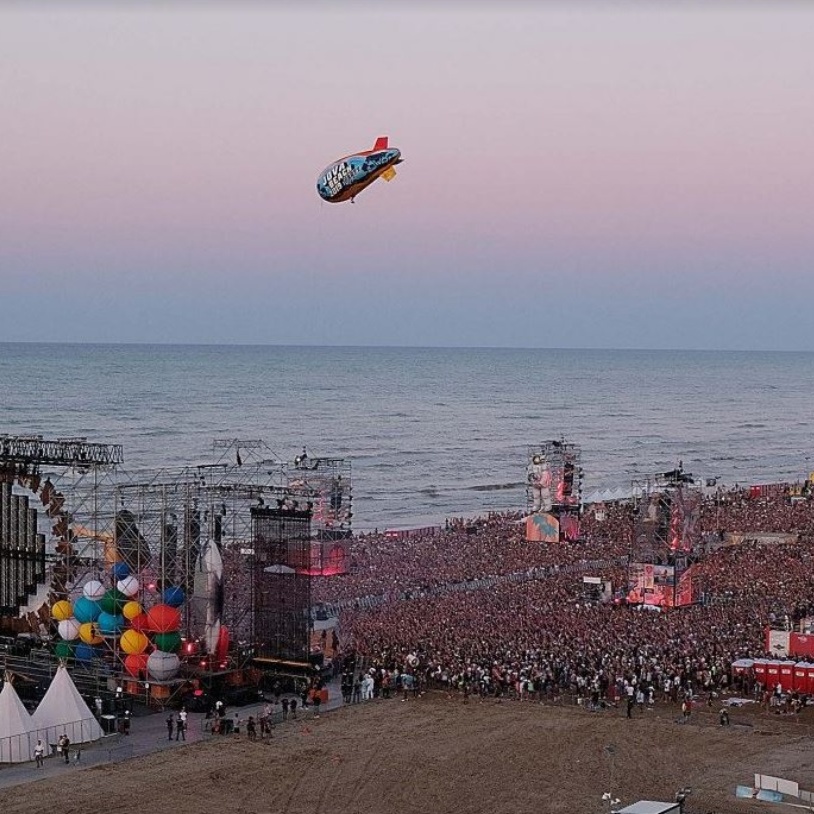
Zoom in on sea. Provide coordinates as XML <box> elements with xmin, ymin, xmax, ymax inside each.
<box><xmin>1</xmin><ymin>344</ymin><xmax>812</xmax><ymax>531</ymax></box>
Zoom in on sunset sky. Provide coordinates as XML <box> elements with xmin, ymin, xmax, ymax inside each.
<box><xmin>1</xmin><ymin>2</ymin><xmax>813</xmax><ymax>349</ymax></box>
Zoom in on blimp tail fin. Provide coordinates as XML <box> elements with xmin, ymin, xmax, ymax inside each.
<box><xmin>382</xmin><ymin>166</ymin><xmax>397</xmax><ymax>182</ymax></box>
<box><xmin>373</xmin><ymin>136</ymin><xmax>389</xmax><ymax>151</ymax></box>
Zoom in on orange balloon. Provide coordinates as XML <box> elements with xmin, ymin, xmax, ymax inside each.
<box><xmin>124</xmin><ymin>653</ymin><xmax>149</xmax><ymax>677</ymax></box>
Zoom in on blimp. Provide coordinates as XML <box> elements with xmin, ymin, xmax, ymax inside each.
<box><xmin>317</xmin><ymin>136</ymin><xmax>403</xmax><ymax>203</ymax></box>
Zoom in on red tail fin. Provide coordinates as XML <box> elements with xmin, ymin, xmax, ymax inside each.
<box><xmin>373</xmin><ymin>136</ymin><xmax>388</xmax><ymax>151</ymax></box>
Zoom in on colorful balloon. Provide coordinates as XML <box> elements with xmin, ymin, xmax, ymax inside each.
<box><xmin>122</xmin><ymin>600</ymin><xmax>143</xmax><ymax>621</ymax></box>
<box><xmin>100</xmin><ymin>588</ymin><xmax>128</xmax><ymax>615</ymax></box>
<box><xmin>130</xmin><ymin>612</ymin><xmax>150</xmax><ymax>632</ymax></box>
<box><xmin>117</xmin><ymin>576</ymin><xmax>140</xmax><ymax>597</ymax></box>
<box><xmin>83</xmin><ymin>579</ymin><xmax>106</xmax><ymax>600</ymax></box>
<box><xmin>153</xmin><ymin>631</ymin><xmax>181</xmax><ymax>653</ymax></box>
<box><xmin>162</xmin><ymin>586</ymin><xmax>186</xmax><ymax>608</ymax></box>
<box><xmin>124</xmin><ymin>652</ymin><xmax>149</xmax><ymax>678</ymax></box>
<box><xmin>51</xmin><ymin>600</ymin><xmax>73</xmax><ymax>622</ymax></box>
<box><xmin>97</xmin><ymin>611</ymin><xmax>124</xmax><ymax>635</ymax></box>
<box><xmin>120</xmin><ymin>629</ymin><xmax>149</xmax><ymax>655</ymax></box>
<box><xmin>74</xmin><ymin>643</ymin><xmax>97</xmax><ymax>662</ymax></box>
<box><xmin>147</xmin><ymin>650</ymin><xmax>180</xmax><ymax>681</ymax></box>
<box><xmin>146</xmin><ymin>604</ymin><xmax>181</xmax><ymax>633</ymax></box>
<box><xmin>57</xmin><ymin>618</ymin><xmax>81</xmax><ymax>641</ymax></box>
<box><xmin>73</xmin><ymin>596</ymin><xmax>101</xmax><ymax>624</ymax></box>
<box><xmin>79</xmin><ymin>622</ymin><xmax>104</xmax><ymax>645</ymax></box>
<box><xmin>54</xmin><ymin>641</ymin><xmax>74</xmax><ymax>658</ymax></box>
<box><xmin>112</xmin><ymin>561</ymin><xmax>131</xmax><ymax>580</ymax></box>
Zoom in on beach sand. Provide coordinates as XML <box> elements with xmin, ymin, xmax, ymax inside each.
<box><xmin>3</xmin><ymin>695</ymin><xmax>813</xmax><ymax>814</ymax></box>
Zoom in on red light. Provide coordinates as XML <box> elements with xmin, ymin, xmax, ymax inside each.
<box><xmin>200</xmin><ymin>660</ymin><xmax>207</xmax><ymax>667</ymax></box>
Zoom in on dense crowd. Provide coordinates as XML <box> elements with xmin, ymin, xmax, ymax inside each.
<box><xmin>322</xmin><ymin>485</ymin><xmax>814</xmax><ymax>706</ymax></box>
<box><xmin>699</xmin><ymin>487</ymin><xmax>814</xmax><ymax>538</ymax></box>
<box><xmin>311</xmin><ymin>505</ymin><xmax>634</xmax><ymax>607</ymax></box>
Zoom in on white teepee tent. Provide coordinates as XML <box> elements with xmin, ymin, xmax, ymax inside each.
<box><xmin>32</xmin><ymin>664</ymin><xmax>103</xmax><ymax>745</ymax></box>
<box><xmin>0</xmin><ymin>672</ymin><xmax>36</xmax><ymax>763</ymax></box>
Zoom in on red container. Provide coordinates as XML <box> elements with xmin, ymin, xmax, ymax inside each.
<box><xmin>731</xmin><ymin>658</ymin><xmax>754</xmax><ymax>678</ymax></box>
<box><xmin>805</xmin><ymin>664</ymin><xmax>814</xmax><ymax>695</ymax></box>
<box><xmin>753</xmin><ymin>659</ymin><xmax>768</xmax><ymax>685</ymax></box>
<box><xmin>779</xmin><ymin>661</ymin><xmax>795</xmax><ymax>692</ymax></box>
<box><xmin>794</xmin><ymin>662</ymin><xmax>809</xmax><ymax>692</ymax></box>
<box><xmin>767</xmin><ymin>660</ymin><xmax>782</xmax><ymax>687</ymax></box>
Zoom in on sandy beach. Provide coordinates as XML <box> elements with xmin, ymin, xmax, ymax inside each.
<box><xmin>3</xmin><ymin>694</ymin><xmax>814</xmax><ymax>814</ymax></box>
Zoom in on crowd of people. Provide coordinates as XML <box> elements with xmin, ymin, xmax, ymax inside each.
<box><xmin>316</xmin><ymin>484</ymin><xmax>814</xmax><ymax>709</ymax></box>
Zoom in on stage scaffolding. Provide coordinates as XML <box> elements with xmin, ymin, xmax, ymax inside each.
<box><xmin>525</xmin><ymin>439</ymin><xmax>583</xmax><ymax>542</ymax></box>
<box><xmin>0</xmin><ymin>436</ymin><xmax>121</xmax><ymax>626</ymax></box>
<box><xmin>628</xmin><ymin>466</ymin><xmax>701</xmax><ymax>608</ymax></box>
<box><xmin>2</xmin><ymin>435</ymin><xmax>353</xmax><ymax>680</ymax></box>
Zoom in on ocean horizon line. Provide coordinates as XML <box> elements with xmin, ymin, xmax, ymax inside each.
<box><xmin>1</xmin><ymin>340</ymin><xmax>812</xmax><ymax>355</ymax></box>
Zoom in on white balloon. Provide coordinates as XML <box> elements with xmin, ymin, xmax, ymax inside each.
<box><xmin>58</xmin><ymin>618</ymin><xmax>81</xmax><ymax>641</ymax></box>
<box><xmin>83</xmin><ymin>580</ymin><xmax>106</xmax><ymax>600</ymax></box>
<box><xmin>117</xmin><ymin>576</ymin><xmax>140</xmax><ymax>597</ymax></box>
<box><xmin>147</xmin><ymin>650</ymin><xmax>180</xmax><ymax>681</ymax></box>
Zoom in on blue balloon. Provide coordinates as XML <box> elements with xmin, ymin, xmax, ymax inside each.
<box><xmin>97</xmin><ymin>611</ymin><xmax>124</xmax><ymax>635</ymax></box>
<box><xmin>112</xmin><ymin>562</ymin><xmax>131</xmax><ymax>580</ymax></box>
<box><xmin>74</xmin><ymin>643</ymin><xmax>97</xmax><ymax>662</ymax></box>
<box><xmin>73</xmin><ymin>596</ymin><xmax>101</xmax><ymax>624</ymax></box>
<box><xmin>162</xmin><ymin>586</ymin><xmax>186</xmax><ymax>608</ymax></box>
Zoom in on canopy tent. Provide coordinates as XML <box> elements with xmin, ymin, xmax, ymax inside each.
<box><xmin>32</xmin><ymin>665</ymin><xmax>103</xmax><ymax>745</ymax></box>
<box><xmin>0</xmin><ymin>673</ymin><xmax>36</xmax><ymax>763</ymax></box>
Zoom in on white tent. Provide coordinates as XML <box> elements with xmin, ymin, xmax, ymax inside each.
<box><xmin>32</xmin><ymin>665</ymin><xmax>103</xmax><ymax>745</ymax></box>
<box><xmin>0</xmin><ymin>674</ymin><xmax>36</xmax><ymax>763</ymax></box>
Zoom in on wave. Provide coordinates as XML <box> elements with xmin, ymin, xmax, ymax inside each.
<box><xmin>468</xmin><ymin>482</ymin><xmax>525</xmax><ymax>492</ymax></box>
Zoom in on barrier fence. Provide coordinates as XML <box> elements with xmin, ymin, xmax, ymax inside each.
<box><xmin>0</xmin><ymin>717</ymin><xmax>97</xmax><ymax>764</ymax></box>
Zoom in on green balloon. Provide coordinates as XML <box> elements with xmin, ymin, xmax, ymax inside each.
<box><xmin>100</xmin><ymin>588</ymin><xmax>127</xmax><ymax>614</ymax></box>
<box><xmin>153</xmin><ymin>631</ymin><xmax>181</xmax><ymax>653</ymax></box>
<box><xmin>54</xmin><ymin>641</ymin><xmax>74</xmax><ymax>658</ymax></box>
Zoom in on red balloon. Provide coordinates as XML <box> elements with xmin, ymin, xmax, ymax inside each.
<box><xmin>130</xmin><ymin>612</ymin><xmax>150</xmax><ymax>632</ymax></box>
<box><xmin>124</xmin><ymin>653</ymin><xmax>149</xmax><ymax>677</ymax></box>
<box><xmin>146</xmin><ymin>603</ymin><xmax>181</xmax><ymax>633</ymax></box>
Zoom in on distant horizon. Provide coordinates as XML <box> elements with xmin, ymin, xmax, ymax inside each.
<box><xmin>1</xmin><ymin>340</ymin><xmax>812</xmax><ymax>354</ymax></box>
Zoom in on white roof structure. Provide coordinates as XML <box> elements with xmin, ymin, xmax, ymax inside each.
<box><xmin>0</xmin><ymin>674</ymin><xmax>36</xmax><ymax>763</ymax></box>
<box><xmin>32</xmin><ymin>665</ymin><xmax>103</xmax><ymax>745</ymax></box>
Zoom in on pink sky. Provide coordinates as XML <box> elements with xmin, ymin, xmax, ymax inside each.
<box><xmin>1</xmin><ymin>3</ymin><xmax>813</xmax><ymax>347</ymax></box>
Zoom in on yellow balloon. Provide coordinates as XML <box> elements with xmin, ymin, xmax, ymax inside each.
<box><xmin>79</xmin><ymin>622</ymin><xmax>104</xmax><ymax>645</ymax></box>
<box><xmin>122</xmin><ymin>601</ymin><xmax>143</xmax><ymax>621</ymax></box>
<box><xmin>120</xmin><ymin>629</ymin><xmax>148</xmax><ymax>656</ymax></box>
<box><xmin>52</xmin><ymin>600</ymin><xmax>73</xmax><ymax>622</ymax></box>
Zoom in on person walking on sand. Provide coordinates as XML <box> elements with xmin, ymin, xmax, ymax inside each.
<box><xmin>166</xmin><ymin>713</ymin><xmax>175</xmax><ymax>741</ymax></box>
<box><xmin>61</xmin><ymin>734</ymin><xmax>71</xmax><ymax>764</ymax></box>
